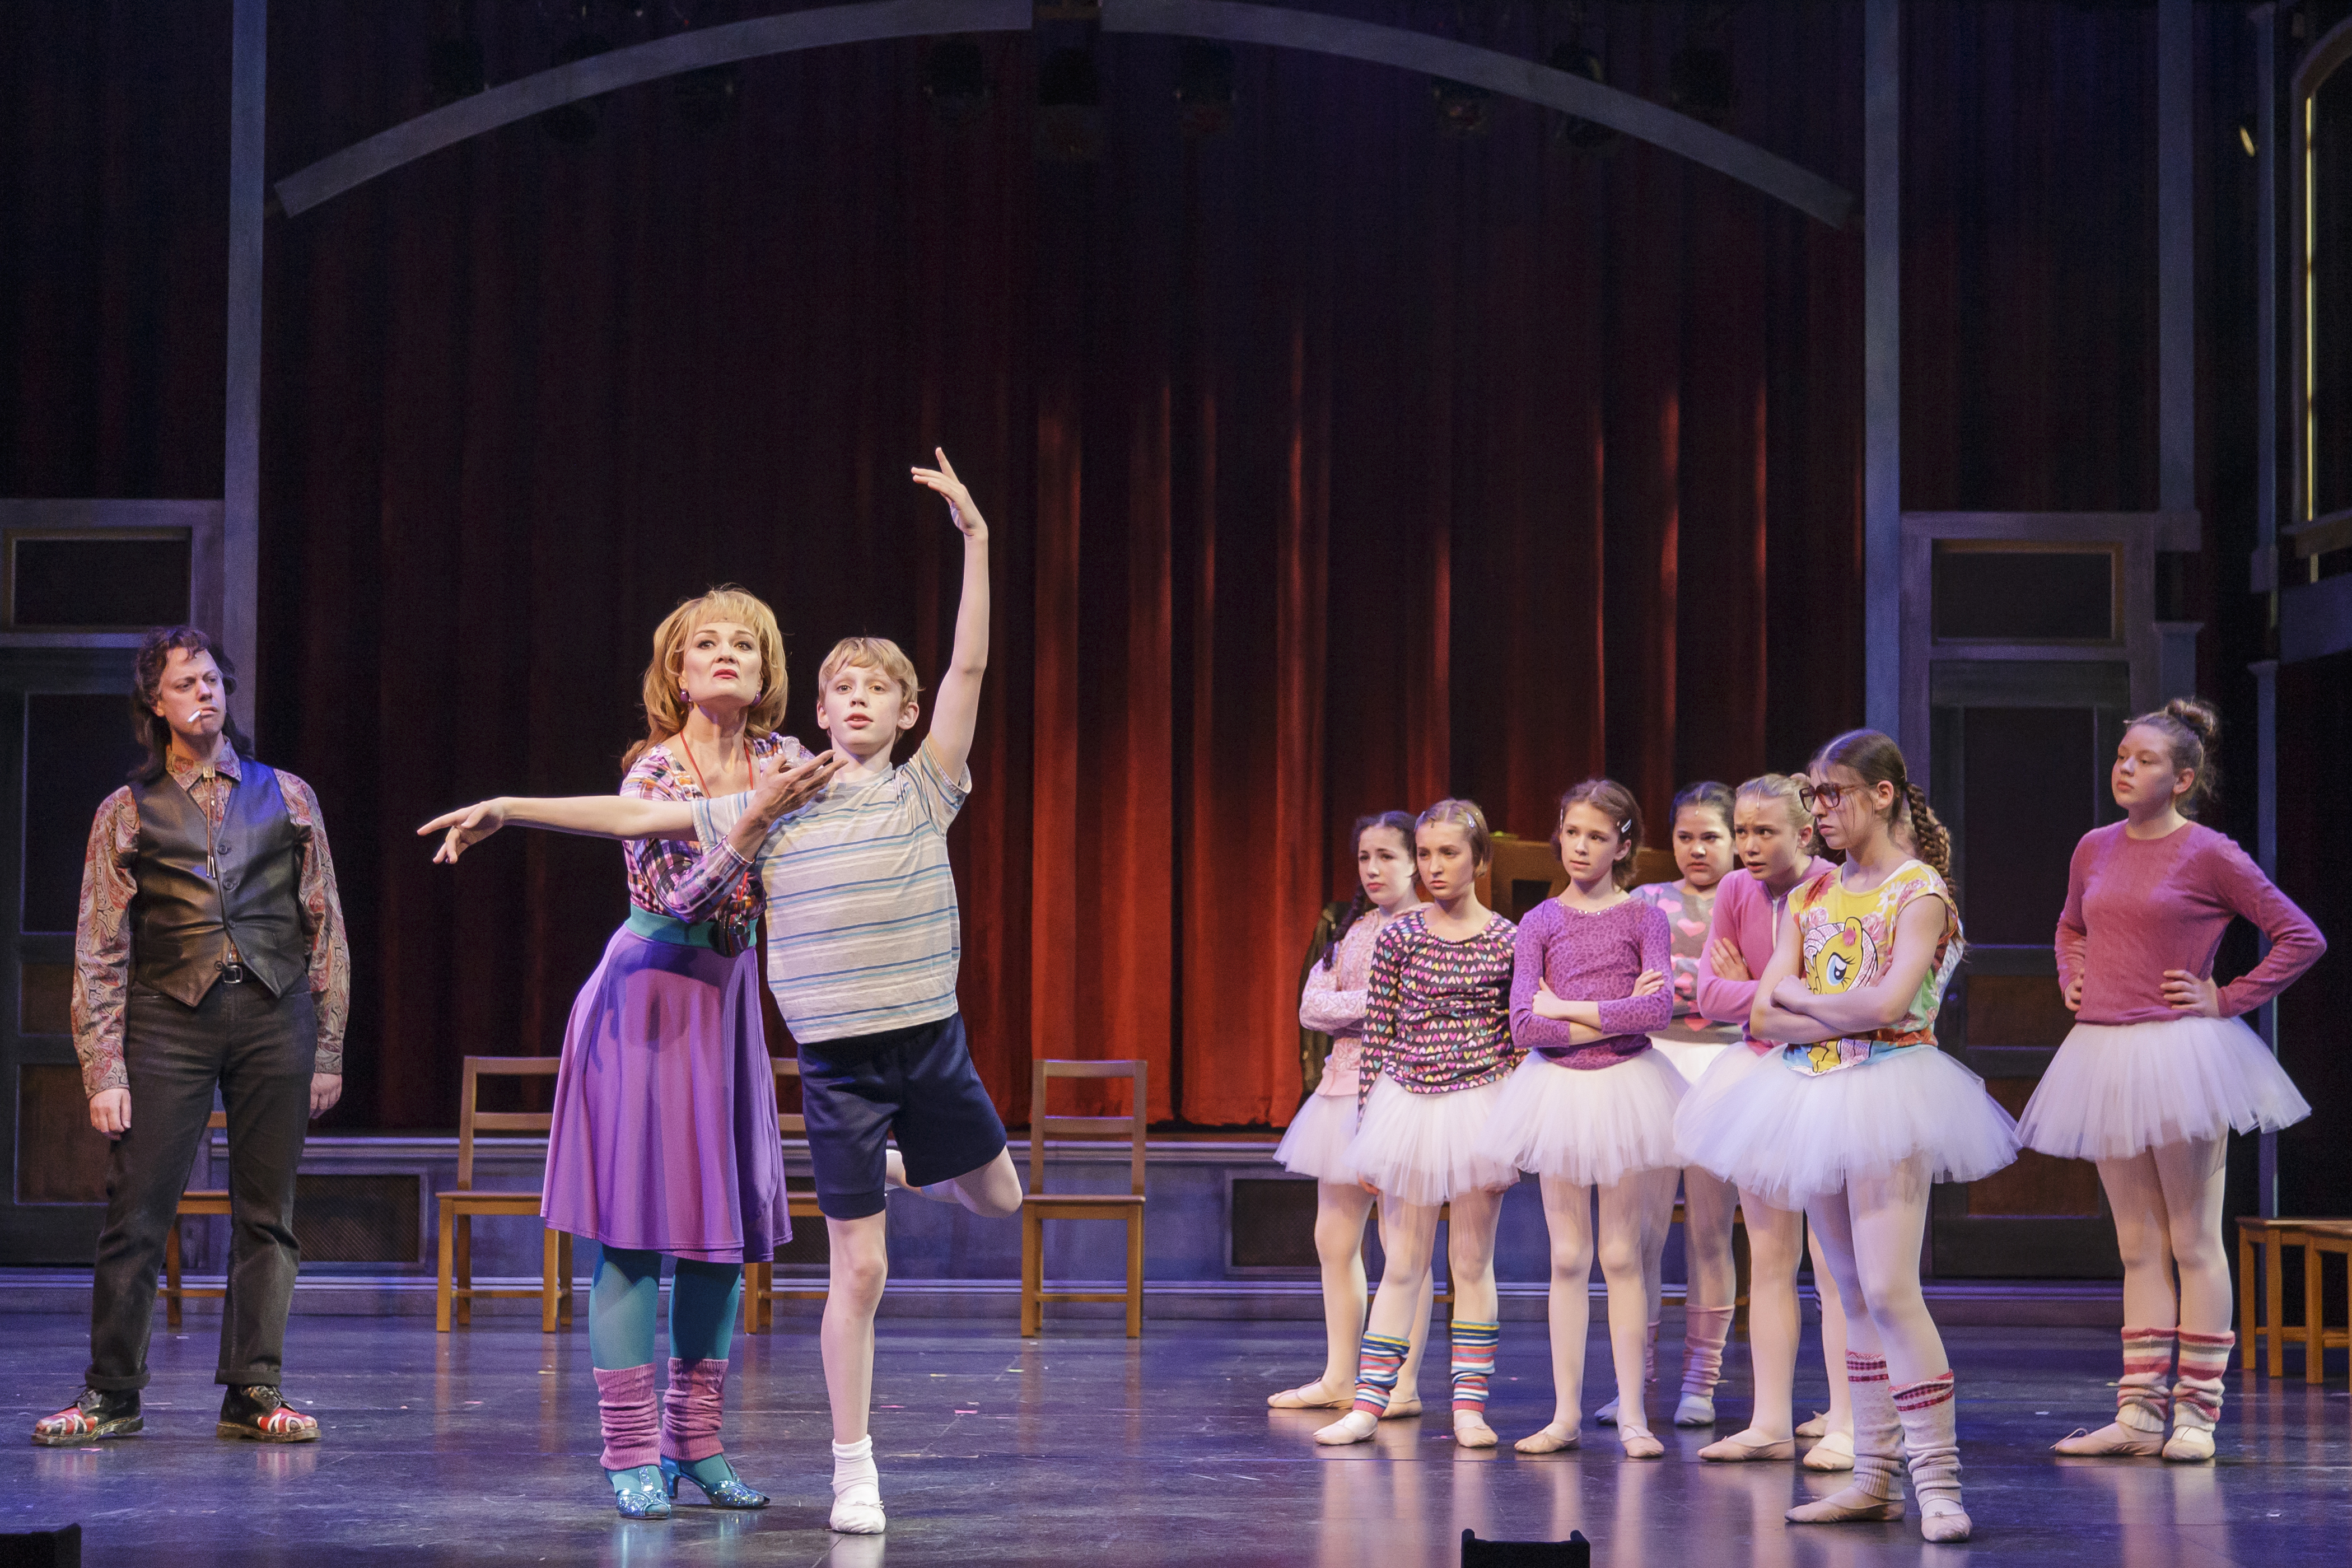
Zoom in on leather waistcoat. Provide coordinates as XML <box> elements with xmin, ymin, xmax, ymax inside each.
<box><xmin>128</xmin><ymin>763</ymin><xmax>306</xmax><ymax>1005</ymax></box>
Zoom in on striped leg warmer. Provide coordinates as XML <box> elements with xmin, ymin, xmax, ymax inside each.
<box><xmin>2116</xmin><ymin>1326</ymin><xmax>2176</xmax><ymax>1433</ymax></box>
<box><xmin>1786</xmin><ymin>1351</ymin><xmax>1905</xmax><ymax>1523</ymax></box>
<box><xmin>1895</xmin><ymin>1371</ymin><xmax>1968</xmax><ymax>1541</ymax></box>
<box><xmin>1681</xmin><ymin>1305</ymin><xmax>1737</xmax><ymax>1398</ymax></box>
<box><xmin>1449</xmin><ymin>1320</ymin><xmax>1501</xmax><ymax>1415</ymax></box>
<box><xmin>1350</xmin><ymin>1332</ymin><xmax>1412</xmax><ymax>1418</ymax></box>
<box><xmin>2171</xmin><ymin>1329</ymin><xmax>2235</xmax><ymax>1434</ymax></box>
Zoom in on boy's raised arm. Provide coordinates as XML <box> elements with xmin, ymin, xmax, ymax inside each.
<box><xmin>911</xmin><ymin>448</ymin><xmax>988</xmax><ymax>784</ymax></box>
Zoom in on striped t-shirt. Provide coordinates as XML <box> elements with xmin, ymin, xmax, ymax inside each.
<box><xmin>693</xmin><ymin>739</ymin><xmax>969</xmax><ymax>1044</ymax></box>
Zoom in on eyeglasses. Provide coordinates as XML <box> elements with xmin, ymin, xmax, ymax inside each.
<box><xmin>1797</xmin><ymin>781</ymin><xmax>1859</xmax><ymax>811</ymax></box>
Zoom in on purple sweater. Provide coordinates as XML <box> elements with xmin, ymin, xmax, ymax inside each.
<box><xmin>2057</xmin><ymin>821</ymin><xmax>2324</xmax><ymax>1025</ymax></box>
<box><xmin>1510</xmin><ymin>897</ymin><xmax>1674</xmax><ymax>1069</ymax></box>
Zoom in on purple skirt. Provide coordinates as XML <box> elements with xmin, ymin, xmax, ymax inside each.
<box><xmin>540</xmin><ymin>926</ymin><xmax>790</xmax><ymax>1263</ymax></box>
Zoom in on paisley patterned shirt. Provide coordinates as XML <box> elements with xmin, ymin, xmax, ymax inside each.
<box><xmin>620</xmin><ymin>734</ymin><xmax>794</xmax><ymax>955</ymax></box>
<box><xmin>74</xmin><ymin>746</ymin><xmax>350</xmax><ymax>1095</ymax></box>
<box><xmin>1782</xmin><ymin>860</ymin><xmax>1962</xmax><ymax>1077</ymax></box>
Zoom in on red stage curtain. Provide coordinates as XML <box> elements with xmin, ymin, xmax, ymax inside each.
<box><xmin>8</xmin><ymin>2</ymin><xmax>2284</xmax><ymax>1132</ymax></box>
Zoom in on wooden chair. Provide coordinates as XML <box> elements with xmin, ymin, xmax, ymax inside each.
<box><xmin>1020</xmin><ymin>1059</ymin><xmax>1147</xmax><ymax>1337</ymax></box>
<box><xmin>2298</xmin><ymin>1221</ymin><xmax>2352</xmax><ymax>1390</ymax></box>
<box><xmin>436</xmin><ymin>1056</ymin><xmax>572</xmax><ymax>1332</ymax></box>
<box><xmin>742</xmin><ymin>1055</ymin><xmax>834</xmax><ymax>1333</ymax></box>
<box><xmin>162</xmin><ymin>1111</ymin><xmax>230</xmax><ymax>1329</ymax></box>
<box><xmin>2238</xmin><ymin>1216</ymin><xmax>2352</xmax><ymax>1385</ymax></box>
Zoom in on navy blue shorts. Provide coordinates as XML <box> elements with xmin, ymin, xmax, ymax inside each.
<box><xmin>797</xmin><ymin>1012</ymin><xmax>1007</xmax><ymax>1220</ymax></box>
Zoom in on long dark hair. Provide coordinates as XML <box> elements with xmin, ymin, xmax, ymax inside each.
<box><xmin>1324</xmin><ymin>811</ymin><xmax>1417</xmax><ymax>969</ymax></box>
<box><xmin>130</xmin><ymin>626</ymin><xmax>253</xmax><ymax>784</ymax></box>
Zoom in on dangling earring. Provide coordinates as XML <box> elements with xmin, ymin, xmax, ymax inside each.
<box><xmin>679</xmin><ymin>687</ymin><xmax>692</xmax><ymax>706</ymax></box>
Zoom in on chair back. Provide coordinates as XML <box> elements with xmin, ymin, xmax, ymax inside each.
<box><xmin>769</xmin><ymin>1055</ymin><xmax>805</xmax><ymax>1137</ymax></box>
<box><xmin>456</xmin><ymin>1056</ymin><xmax>560</xmax><ymax>1188</ymax></box>
<box><xmin>1028</xmin><ymin>1059</ymin><xmax>1147</xmax><ymax>1198</ymax></box>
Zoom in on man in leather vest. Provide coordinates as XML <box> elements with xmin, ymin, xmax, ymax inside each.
<box><xmin>34</xmin><ymin>627</ymin><xmax>351</xmax><ymax>1446</ymax></box>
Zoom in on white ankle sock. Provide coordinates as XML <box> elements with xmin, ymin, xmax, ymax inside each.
<box><xmin>830</xmin><ymin>1437</ymin><xmax>885</xmax><ymax>1533</ymax></box>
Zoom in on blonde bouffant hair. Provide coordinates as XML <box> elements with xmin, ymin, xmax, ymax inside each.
<box><xmin>623</xmin><ymin>586</ymin><xmax>788</xmax><ymax>772</ymax></box>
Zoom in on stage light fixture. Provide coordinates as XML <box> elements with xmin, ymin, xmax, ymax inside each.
<box><xmin>2238</xmin><ymin>122</ymin><xmax>2258</xmax><ymax>157</ymax></box>
<box><xmin>924</xmin><ymin>38</ymin><xmax>993</xmax><ymax>125</ymax></box>
<box><xmin>540</xmin><ymin>32</ymin><xmax>613</xmax><ymax>143</ymax></box>
<box><xmin>427</xmin><ymin>36</ymin><xmax>488</xmax><ymax>106</ymax></box>
<box><xmin>1432</xmin><ymin>78</ymin><xmax>1493</xmax><ymax>137</ymax></box>
<box><xmin>1175</xmin><ymin>41</ymin><xmax>1236</xmax><ymax>138</ymax></box>
<box><xmin>1036</xmin><ymin>46</ymin><xmax>1103</xmax><ymax>162</ymax></box>
<box><xmin>1546</xmin><ymin>40</ymin><xmax>1615</xmax><ymax>150</ymax></box>
<box><xmin>674</xmin><ymin>63</ymin><xmax>740</xmax><ymax>129</ymax></box>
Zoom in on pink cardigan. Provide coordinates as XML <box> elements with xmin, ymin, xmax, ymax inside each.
<box><xmin>1693</xmin><ymin>857</ymin><xmax>1833</xmax><ymax>1052</ymax></box>
<box><xmin>2056</xmin><ymin>822</ymin><xmax>2323</xmax><ymax>1025</ymax></box>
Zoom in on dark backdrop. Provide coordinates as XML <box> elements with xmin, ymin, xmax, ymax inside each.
<box><xmin>2</xmin><ymin>1</ymin><xmax>2339</xmax><ymax>1197</ymax></box>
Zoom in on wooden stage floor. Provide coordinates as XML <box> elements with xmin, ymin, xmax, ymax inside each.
<box><xmin>2</xmin><ymin>1312</ymin><xmax>2341</xmax><ymax>1565</ymax></box>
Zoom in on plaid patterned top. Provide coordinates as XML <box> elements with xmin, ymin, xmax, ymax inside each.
<box><xmin>1359</xmin><ymin>909</ymin><xmax>1521</xmax><ymax>1106</ymax></box>
<box><xmin>620</xmin><ymin>734</ymin><xmax>792</xmax><ymax>956</ymax></box>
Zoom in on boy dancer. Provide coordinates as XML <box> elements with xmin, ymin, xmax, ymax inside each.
<box><xmin>422</xmin><ymin>451</ymin><xmax>1016</xmax><ymax>1532</ymax></box>
<box><xmin>36</xmin><ymin>627</ymin><xmax>350</xmax><ymax>1446</ymax></box>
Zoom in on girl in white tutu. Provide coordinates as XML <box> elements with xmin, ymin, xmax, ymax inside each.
<box><xmin>1623</xmin><ymin>780</ymin><xmax>1746</xmax><ymax>1431</ymax></box>
<box><xmin>2021</xmin><ymin>699</ymin><xmax>2323</xmax><ymax>1462</ymax></box>
<box><xmin>1679</xmin><ymin>773</ymin><xmax>1855</xmax><ymax>1471</ymax></box>
<box><xmin>1488</xmin><ymin>778</ymin><xmax>1679</xmax><ymax>1458</ymax></box>
<box><xmin>1315</xmin><ymin>800</ymin><xmax>1520</xmax><ymax>1451</ymax></box>
<box><xmin>1702</xmin><ymin>729</ymin><xmax>2017</xmax><ymax>1543</ymax></box>
<box><xmin>1268</xmin><ymin>812</ymin><xmax>1436</xmax><ymax>1415</ymax></box>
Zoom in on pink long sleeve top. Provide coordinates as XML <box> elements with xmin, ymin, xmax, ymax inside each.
<box><xmin>1509</xmin><ymin>897</ymin><xmax>1674</xmax><ymax>1069</ymax></box>
<box><xmin>1298</xmin><ymin>902</ymin><xmax>1423</xmax><ymax>1099</ymax></box>
<box><xmin>2056</xmin><ymin>821</ymin><xmax>2324</xmax><ymax>1025</ymax></box>
<box><xmin>1693</xmin><ymin>858</ymin><xmax>1833</xmax><ymax>1052</ymax></box>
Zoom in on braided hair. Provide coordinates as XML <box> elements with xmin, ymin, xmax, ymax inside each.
<box><xmin>1323</xmin><ymin>811</ymin><xmax>1418</xmax><ymax>970</ymax></box>
<box><xmin>1811</xmin><ymin>729</ymin><xmax>1952</xmax><ymax>880</ymax></box>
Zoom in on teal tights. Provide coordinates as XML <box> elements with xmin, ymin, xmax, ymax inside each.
<box><xmin>590</xmin><ymin>1248</ymin><xmax>745</xmax><ymax>1492</ymax></box>
<box><xmin>588</xmin><ymin>1247</ymin><xmax>743</xmax><ymax>1369</ymax></box>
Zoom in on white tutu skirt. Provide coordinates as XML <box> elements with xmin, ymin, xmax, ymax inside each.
<box><xmin>1272</xmin><ymin>1092</ymin><xmax>1361</xmax><ymax>1182</ymax></box>
<box><xmin>1484</xmin><ymin>1049</ymin><xmax>1687</xmax><ymax>1187</ymax></box>
<box><xmin>1672</xmin><ymin>1043</ymin><xmax>2019</xmax><ymax>1209</ymax></box>
<box><xmin>1347</xmin><ymin>1076</ymin><xmax>1520</xmax><ymax>1207</ymax></box>
<box><xmin>2016</xmin><ymin>1014</ymin><xmax>2311</xmax><ymax>1162</ymax></box>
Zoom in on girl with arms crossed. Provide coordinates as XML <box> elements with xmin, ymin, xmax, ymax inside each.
<box><xmin>1680</xmin><ymin>731</ymin><xmax>2016</xmax><ymax>1542</ymax></box>
<box><xmin>1268</xmin><ymin>813</ymin><xmax>1436</xmax><ymax>1415</ymax></box>
<box><xmin>1678</xmin><ymin>774</ymin><xmax>1855</xmax><ymax>1468</ymax></box>
<box><xmin>2020</xmin><ymin>700</ymin><xmax>2321</xmax><ymax>1460</ymax></box>
<box><xmin>1486</xmin><ymin>780</ymin><xmax>1679</xmax><ymax>1458</ymax></box>
<box><xmin>1315</xmin><ymin>800</ymin><xmax>1519</xmax><ymax>1451</ymax></box>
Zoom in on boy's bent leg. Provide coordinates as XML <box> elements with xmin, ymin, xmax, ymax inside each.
<box><xmin>888</xmin><ymin>1015</ymin><xmax>1011</xmax><ymax>1214</ymax></box>
<box><xmin>939</xmin><ymin>1149</ymin><xmax>1021</xmax><ymax>1218</ymax></box>
<box><xmin>823</xmin><ymin>1214</ymin><xmax>890</xmax><ymax>1533</ymax></box>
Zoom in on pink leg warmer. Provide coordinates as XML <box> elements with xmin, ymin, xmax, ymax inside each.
<box><xmin>661</xmin><ymin>1357</ymin><xmax>729</xmax><ymax>1463</ymax></box>
<box><xmin>593</xmin><ymin>1363</ymin><xmax>661</xmax><ymax>1471</ymax></box>
<box><xmin>1682</xmin><ymin>1305</ymin><xmax>1737</xmax><ymax>1398</ymax></box>
<box><xmin>2117</xmin><ymin>1326</ymin><xmax>2176</xmax><ymax>1432</ymax></box>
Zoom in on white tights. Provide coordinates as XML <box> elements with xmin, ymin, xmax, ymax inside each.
<box><xmin>1308</xmin><ymin>1180</ymin><xmax>1433</xmax><ymax>1396</ymax></box>
<box><xmin>2096</xmin><ymin>1136</ymin><xmax>2230</xmax><ymax>1334</ymax></box>
<box><xmin>1539</xmin><ymin>1170</ymin><xmax>1671</xmax><ymax>1432</ymax></box>
<box><xmin>1803</xmin><ymin>1154</ymin><xmax>1948</xmax><ymax>1387</ymax></box>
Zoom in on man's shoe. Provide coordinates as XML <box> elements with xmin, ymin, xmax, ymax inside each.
<box><xmin>31</xmin><ymin>1387</ymin><xmax>141</xmax><ymax>1446</ymax></box>
<box><xmin>216</xmin><ymin>1385</ymin><xmax>319</xmax><ymax>1443</ymax></box>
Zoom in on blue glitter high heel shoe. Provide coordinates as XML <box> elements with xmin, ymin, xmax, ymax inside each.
<box><xmin>661</xmin><ymin>1454</ymin><xmax>771</xmax><ymax>1509</ymax></box>
<box><xmin>607</xmin><ymin>1464</ymin><xmax>673</xmax><ymax>1519</ymax></box>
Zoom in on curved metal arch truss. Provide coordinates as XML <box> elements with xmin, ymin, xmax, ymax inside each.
<box><xmin>275</xmin><ymin>0</ymin><xmax>1853</xmax><ymax>228</ymax></box>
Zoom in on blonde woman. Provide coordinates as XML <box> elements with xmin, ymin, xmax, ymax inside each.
<box><xmin>424</xmin><ymin>587</ymin><xmax>839</xmax><ymax>1518</ymax></box>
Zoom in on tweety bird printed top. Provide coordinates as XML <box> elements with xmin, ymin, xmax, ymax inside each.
<box><xmin>1783</xmin><ymin>860</ymin><xmax>1962</xmax><ymax>1077</ymax></box>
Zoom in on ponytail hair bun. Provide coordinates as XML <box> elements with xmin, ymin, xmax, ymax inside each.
<box><xmin>2126</xmin><ymin>698</ymin><xmax>2223</xmax><ymax>816</ymax></box>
